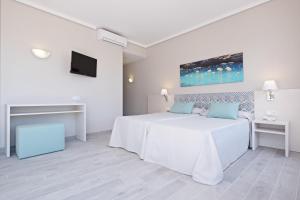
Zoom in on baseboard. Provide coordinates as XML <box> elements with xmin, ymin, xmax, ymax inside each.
<box><xmin>65</xmin><ymin>135</ymin><xmax>77</xmax><ymax>142</ymax></box>
<box><xmin>87</xmin><ymin>130</ymin><xmax>112</xmax><ymax>135</ymax></box>
<box><xmin>0</xmin><ymin>147</ymin><xmax>5</xmax><ymax>154</ymax></box>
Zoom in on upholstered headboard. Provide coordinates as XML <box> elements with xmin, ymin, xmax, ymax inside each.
<box><xmin>174</xmin><ymin>91</ymin><xmax>254</xmax><ymax>113</ymax></box>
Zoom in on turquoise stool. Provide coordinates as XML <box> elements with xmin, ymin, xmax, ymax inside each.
<box><xmin>16</xmin><ymin>123</ymin><xmax>65</xmax><ymax>159</ymax></box>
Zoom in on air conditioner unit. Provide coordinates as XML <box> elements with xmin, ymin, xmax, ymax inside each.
<box><xmin>97</xmin><ymin>29</ymin><xmax>127</xmax><ymax>47</ymax></box>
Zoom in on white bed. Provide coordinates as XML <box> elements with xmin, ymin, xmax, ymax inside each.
<box><xmin>143</xmin><ymin>116</ymin><xmax>250</xmax><ymax>185</ymax></box>
<box><xmin>109</xmin><ymin>112</ymin><xmax>197</xmax><ymax>158</ymax></box>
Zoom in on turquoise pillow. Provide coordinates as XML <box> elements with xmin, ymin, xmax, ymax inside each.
<box><xmin>170</xmin><ymin>102</ymin><xmax>194</xmax><ymax>114</ymax></box>
<box><xmin>207</xmin><ymin>103</ymin><xmax>240</xmax><ymax>119</ymax></box>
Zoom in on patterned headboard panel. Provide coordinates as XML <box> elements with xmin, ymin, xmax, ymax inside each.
<box><xmin>174</xmin><ymin>91</ymin><xmax>254</xmax><ymax>113</ymax></box>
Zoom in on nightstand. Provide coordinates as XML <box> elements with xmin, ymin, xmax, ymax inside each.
<box><xmin>252</xmin><ymin>119</ymin><xmax>289</xmax><ymax>157</ymax></box>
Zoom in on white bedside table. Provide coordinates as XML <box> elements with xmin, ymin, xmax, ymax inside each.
<box><xmin>252</xmin><ymin>119</ymin><xmax>289</xmax><ymax>157</ymax></box>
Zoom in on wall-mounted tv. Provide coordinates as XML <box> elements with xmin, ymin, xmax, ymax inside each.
<box><xmin>70</xmin><ymin>51</ymin><xmax>97</xmax><ymax>77</ymax></box>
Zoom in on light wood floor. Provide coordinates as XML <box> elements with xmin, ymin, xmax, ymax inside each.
<box><xmin>1</xmin><ymin>131</ymin><xmax>300</xmax><ymax>200</ymax></box>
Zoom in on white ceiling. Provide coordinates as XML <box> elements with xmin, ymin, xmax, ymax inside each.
<box><xmin>16</xmin><ymin>0</ymin><xmax>271</xmax><ymax>48</ymax></box>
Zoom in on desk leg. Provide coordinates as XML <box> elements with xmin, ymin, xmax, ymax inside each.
<box><xmin>251</xmin><ymin>122</ymin><xmax>256</xmax><ymax>150</ymax></box>
<box><xmin>285</xmin><ymin>125</ymin><xmax>289</xmax><ymax>157</ymax></box>
<box><xmin>75</xmin><ymin>105</ymin><xmax>86</xmax><ymax>142</ymax></box>
<box><xmin>6</xmin><ymin>106</ymin><xmax>10</xmax><ymax>157</ymax></box>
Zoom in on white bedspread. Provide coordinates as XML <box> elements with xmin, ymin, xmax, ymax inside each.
<box><xmin>143</xmin><ymin>116</ymin><xmax>249</xmax><ymax>185</ymax></box>
<box><xmin>109</xmin><ymin>112</ymin><xmax>197</xmax><ymax>158</ymax></box>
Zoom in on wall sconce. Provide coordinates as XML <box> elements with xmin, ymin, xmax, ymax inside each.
<box><xmin>32</xmin><ymin>48</ymin><xmax>51</xmax><ymax>59</ymax></box>
<box><xmin>128</xmin><ymin>75</ymin><xmax>134</xmax><ymax>83</ymax></box>
<box><xmin>161</xmin><ymin>88</ymin><xmax>168</xmax><ymax>102</ymax></box>
<box><xmin>263</xmin><ymin>80</ymin><xmax>278</xmax><ymax>101</ymax></box>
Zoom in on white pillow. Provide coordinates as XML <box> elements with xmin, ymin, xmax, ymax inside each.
<box><xmin>192</xmin><ymin>107</ymin><xmax>208</xmax><ymax>116</ymax></box>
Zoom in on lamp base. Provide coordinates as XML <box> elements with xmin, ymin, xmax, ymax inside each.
<box><xmin>163</xmin><ymin>95</ymin><xmax>168</xmax><ymax>102</ymax></box>
<box><xmin>266</xmin><ymin>90</ymin><xmax>275</xmax><ymax>101</ymax></box>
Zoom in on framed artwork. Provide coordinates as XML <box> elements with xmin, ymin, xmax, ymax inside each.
<box><xmin>180</xmin><ymin>53</ymin><xmax>243</xmax><ymax>87</ymax></box>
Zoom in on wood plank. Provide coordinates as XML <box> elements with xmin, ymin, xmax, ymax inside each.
<box><xmin>221</xmin><ymin>148</ymin><xmax>277</xmax><ymax>200</ymax></box>
<box><xmin>270</xmin><ymin>151</ymin><xmax>300</xmax><ymax>200</ymax></box>
<box><xmin>243</xmin><ymin>150</ymin><xmax>286</xmax><ymax>200</ymax></box>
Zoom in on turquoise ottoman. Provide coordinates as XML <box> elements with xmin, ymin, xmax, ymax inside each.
<box><xmin>16</xmin><ymin>123</ymin><xmax>65</xmax><ymax>159</ymax></box>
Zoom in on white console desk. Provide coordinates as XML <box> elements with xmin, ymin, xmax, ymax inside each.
<box><xmin>6</xmin><ymin>103</ymin><xmax>86</xmax><ymax>157</ymax></box>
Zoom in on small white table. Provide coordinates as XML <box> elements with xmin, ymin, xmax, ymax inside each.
<box><xmin>252</xmin><ymin>119</ymin><xmax>289</xmax><ymax>157</ymax></box>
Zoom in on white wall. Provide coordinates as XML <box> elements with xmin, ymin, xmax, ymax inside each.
<box><xmin>123</xmin><ymin>42</ymin><xmax>147</xmax><ymax>65</ymax></box>
<box><xmin>147</xmin><ymin>95</ymin><xmax>174</xmax><ymax>114</ymax></box>
<box><xmin>0</xmin><ymin>0</ymin><xmax>123</xmax><ymax>148</ymax></box>
<box><xmin>124</xmin><ymin>0</ymin><xmax>300</xmax><ymax>115</ymax></box>
<box><xmin>0</xmin><ymin>1</ymin><xmax>2</xmax><ymax>132</ymax></box>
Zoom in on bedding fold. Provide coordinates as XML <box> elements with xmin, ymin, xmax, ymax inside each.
<box><xmin>109</xmin><ymin>112</ymin><xmax>197</xmax><ymax>158</ymax></box>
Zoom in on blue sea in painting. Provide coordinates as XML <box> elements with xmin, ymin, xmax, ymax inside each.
<box><xmin>180</xmin><ymin>53</ymin><xmax>244</xmax><ymax>87</ymax></box>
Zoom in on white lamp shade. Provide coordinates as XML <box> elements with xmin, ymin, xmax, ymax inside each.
<box><xmin>263</xmin><ymin>80</ymin><xmax>278</xmax><ymax>91</ymax></box>
<box><xmin>161</xmin><ymin>89</ymin><xmax>168</xmax><ymax>96</ymax></box>
<box><xmin>32</xmin><ymin>48</ymin><xmax>51</xmax><ymax>59</ymax></box>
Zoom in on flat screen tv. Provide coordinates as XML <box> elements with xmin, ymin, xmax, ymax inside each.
<box><xmin>70</xmin><ymin>51</ymin><xmax>97</xmax><ymax>77</ymax></box>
